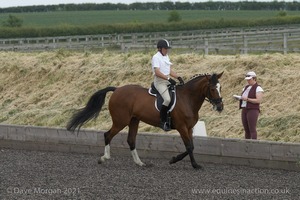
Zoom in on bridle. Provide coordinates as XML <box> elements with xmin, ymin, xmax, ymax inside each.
<box><xmin>205</xmin><ymin>82</ymin><xmax>223</xmax><ymax>106</ymax></box>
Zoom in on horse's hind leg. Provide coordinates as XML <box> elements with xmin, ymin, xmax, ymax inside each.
<box><xmin>127</xmin><ymin>117</ymin><xmax>145</xmax><ymax>166</ymax></box>
<box><xmin>98</xmin><ymin>124</ymin><xmax>125</xmax><ymax>164</ymax></box>
<box><xmin>98</xmin><ymin>131</ymin><xmax>112</xmax><ymax>163</ymax></box>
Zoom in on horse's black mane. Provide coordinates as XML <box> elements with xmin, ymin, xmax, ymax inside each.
<box><xmin>190</xmin><ymin>73</ymin><xmax>218</xmax><ymax>83</ymax></box>
<box><xmin>188</xmin><ymin>73</ymin><xmax>218</xmax><ymax>84</ymax></box>
<box><xmin>189</xmin><ymin>73</ymin><xmax>210</xmax><ymax>81</ymax></box>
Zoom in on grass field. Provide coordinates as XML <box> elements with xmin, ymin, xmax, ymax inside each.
<box><xmin>1</xmin><ymin>10</ymin><xmax>300</xmax><ymax>27</ymax></box>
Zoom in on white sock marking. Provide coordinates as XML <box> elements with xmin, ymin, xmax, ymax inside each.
<box><xmin>131</xmin><ymin>149</ymin><xmax>145</xmax><ymax>166</ymax></box>
<box><xmin>100</xmin><ymin>144</ymin><xmax>111</xmax><ymax>162</ymax></box>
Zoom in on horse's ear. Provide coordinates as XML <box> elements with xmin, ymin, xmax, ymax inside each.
<box><xmin>217</xmin><ymin>71</ymin><xmax>224</xmax><ymax>79</ymax></box>
<box><xmin>205</xmin><ymin>74</ymin><xmax>210</xmax><ymax>81</ymax></box>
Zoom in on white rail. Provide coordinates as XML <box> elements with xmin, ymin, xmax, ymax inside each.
<box><xmin>1</xmin><ymin>27</ymin><xmax>300</xmax><ymax>54</ymax></box>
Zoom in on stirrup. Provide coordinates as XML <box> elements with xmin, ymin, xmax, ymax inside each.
<box><xmin>160</xmin><ymin>122</ymin><xmax>171</xmax><ymax>131</ymax></box>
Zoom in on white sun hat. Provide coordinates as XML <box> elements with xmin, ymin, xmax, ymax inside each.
<box><xmin>245</xmin><ymin>71</ymin><xmax>256</xmax><ymax>80</ymax></box>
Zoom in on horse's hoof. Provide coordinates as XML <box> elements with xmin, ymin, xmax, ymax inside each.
<box><xmin>193</xmin><ymin>164</ymin><xmax>204</xmax><ymax>170</ymax></box>
<box><xmin>169</xmin><ymin>157</ymin><xmax>177</xmax><ymax>164</ymax></box>
<box><xmin>98</xmin><ymin>156</ymin><xmax>106</xmax><ymax>164</ymax></box>
<box><xmin>136</xmin><ymin>162</ymin><xmax>146</xmax><ymax>167</ymax></box>
<box><xmin>144</xmin><ymin>163</ymin><xmax>154</xmax><ymax>168</ymax></box>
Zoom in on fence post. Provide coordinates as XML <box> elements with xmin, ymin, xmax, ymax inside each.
<box><xmin>283</xmin><ymin>33</ymin><xmax>287</xmax><ymax>54</ymax></box>
<box><xmin>204</xmin><ymin>38</ymin><xmax>208</xmax><ymax>55</ymax></box>
<box><xmin>101</xmin><ymin>36</ymin><xmax>104</xmax><ymax>47</ymax></box>
<box><xmin>68</xmin><ymin>38</ymin><xmax>72</xmax><ymax>48</ymax></box>
<box><xmin>53</xmin><ymin>38</ymin><xmax>56</xmax><ymax>48</ymax></box>
<box><xmin>132</xmin><ymin>34</ymin><xmax>137</xmax><ymax>44</ymax></box>
<box><xmin>243</xmin><ymin>35</ymin><xmax>248</xmax><ymax>55</ymax></box>
<box><xmin>119</xmin><ymin>34</ymin><xmax>123</xmax><ymax>46</ymax></box>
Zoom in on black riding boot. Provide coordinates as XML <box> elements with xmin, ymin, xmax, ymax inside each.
<box><xmin>160</xmin><ymin>105</ymin><xmax>171</xmax><ymax>131</ymax></box>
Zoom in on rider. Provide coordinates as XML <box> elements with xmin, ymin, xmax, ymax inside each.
<box><xmin>151</xmin><ymin>39</ymin><xmax>184</xmax><ymax>131</ymax></box>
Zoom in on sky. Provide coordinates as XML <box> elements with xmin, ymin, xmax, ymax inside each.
<box><xmin>0</xmin><ymin>0</ymin><xmax>288</xmax><ymax>9</ymax></box>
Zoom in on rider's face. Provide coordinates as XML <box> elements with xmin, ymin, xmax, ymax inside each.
<box><xmin>161</xmin><ymin>47</ymin><xmax>168</xmax><ymax>56</ymax></box>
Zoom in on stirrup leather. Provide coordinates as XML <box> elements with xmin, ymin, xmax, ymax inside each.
<box><xmin>160</xmin><ymin>122</ymin><xmax>171</xmax><ymax>131</ymax></box>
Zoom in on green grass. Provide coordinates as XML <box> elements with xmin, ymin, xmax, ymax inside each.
<box><xmin>1</xmin><ymin>10</ymin><xmax>300</xmax><ymax>27</ymax></box>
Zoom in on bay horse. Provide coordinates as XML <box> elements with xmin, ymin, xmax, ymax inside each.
<box><xmin>67</xmin><ymin>72</ymin><xmax>224</xmax><ymax>169</ymax></box>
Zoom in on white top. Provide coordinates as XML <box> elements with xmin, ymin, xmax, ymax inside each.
<box><xmin>241</xmin><ymin>85</ymin><xmax>264</xmax><ymax>107</ymax></box>
<box><xmin>151</xmin><ymin>51</ymin><xmax>172</xmax><ymax>75</ymax></box>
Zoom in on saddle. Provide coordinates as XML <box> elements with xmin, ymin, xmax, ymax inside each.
<box><xmin>148</xmin><ymin>83</ymin><xmax>177</xmax><ymax>112</ymax></box>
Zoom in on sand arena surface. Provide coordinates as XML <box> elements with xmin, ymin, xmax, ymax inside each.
<box><xmin>0</xmin><ymin>148</ymin><xmax>299</xmax><ymax>199</ymax></box>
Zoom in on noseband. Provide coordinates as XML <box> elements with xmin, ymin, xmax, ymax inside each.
<box><xmin>205</xmin><ymin>83</ymin><xmax>222</xmax><ymax>105</ymax></box>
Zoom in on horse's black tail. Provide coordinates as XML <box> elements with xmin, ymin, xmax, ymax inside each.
<box><xmin>66</xmin><ymin>87</ymin><xmax>116</xmax><ymax>132</ymax></box>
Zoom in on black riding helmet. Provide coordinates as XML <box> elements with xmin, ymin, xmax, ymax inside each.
<box><xmin>157</xmin><ymin>39</ymin><xmax>171</xmax><ymax>49</ymax></box>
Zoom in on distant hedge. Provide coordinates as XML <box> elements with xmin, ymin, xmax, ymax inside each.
<box><xmin>1</xmin><ymin>16</ymin><xmax>300</xmax><ymax>39</ymax></box>
<box><xmin>2</xmin><ymin>2</ymin><xmax>300</xmax><ymax>13</ymax></box>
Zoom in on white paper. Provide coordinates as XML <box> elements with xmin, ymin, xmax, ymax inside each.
<box><xmin>233</xmin><ymin>95</ymin><xmax>241</xmax><ymax>100</ymax></box>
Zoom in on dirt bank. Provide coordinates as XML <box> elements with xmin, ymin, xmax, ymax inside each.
<box><xmin>0</xmin><ymin>50</ymin><xmax>299</xmax><ymax>142</ymax></box>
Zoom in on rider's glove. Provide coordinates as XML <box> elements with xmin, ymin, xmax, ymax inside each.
<box><xmin>177</xmin><ymin>77</ymin><xmax>184</xmax><ymax>85</ymax></box>
<box><xmin>168</xmin><ymin>78</ymin><xmax>176</xmax><ymax>85</ymax></box>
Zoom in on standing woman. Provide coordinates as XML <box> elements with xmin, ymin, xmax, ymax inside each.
<box><xmin>151</xmin><ymin>39</ymin><xmax>184</xmax><ymax>131</ymax></box>
<box><xmin>237</xmin><ymin>71</ymin><xmax>264</xmax><ymax>139</ymax></box>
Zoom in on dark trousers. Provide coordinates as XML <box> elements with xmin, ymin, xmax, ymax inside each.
<box><xmin>241</xmin><ymin>108</ymin><xmax>260</xmax><ymax>139</ymax></box>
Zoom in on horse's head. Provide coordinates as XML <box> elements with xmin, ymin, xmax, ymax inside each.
<box><xmin>205</xmin><ymin>72</ymin><xmax>224</xmax><ymax>112</ymax></box>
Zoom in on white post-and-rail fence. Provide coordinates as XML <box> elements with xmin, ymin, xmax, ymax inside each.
<box><xmin>1</xmin><ymin>26</ymin><xmax>300</xmax><ymax>54</ymax></box>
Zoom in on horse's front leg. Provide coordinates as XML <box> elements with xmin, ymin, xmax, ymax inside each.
<box><xmin>169</xmin><ymin>142</ymin><xmax>202</xmax><ymax>169</ymax></box>
<box><xmin>169</xmin><ymin>151</ymin><xmax>188</xmax><ymax>164</ymax></box>
<box><xmin>174</xmin><ymin>128</ymin><xmax>203</xmax><ymax>169</ymax></box>
<box><xmin>186</xmin><ymin>142</ymin><xmax>203</xmax><ymax>170</ymax></box>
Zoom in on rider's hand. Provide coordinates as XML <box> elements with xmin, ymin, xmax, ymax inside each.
<box><xmin>168</xmin><ymin>78</ymin><xmax>176</xmax><ymax>85</ymax></box>
<box><xmin>177</xmin><ymin>77</ymin><xmax>184</xmax><ymax>85</ymax></box>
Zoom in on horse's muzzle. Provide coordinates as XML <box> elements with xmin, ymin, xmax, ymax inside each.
<box><xmin>212</xmin><ymin>98</ymin><xmax>223</xmax><ymax>112</ymax></box>
<box><xmin>216</xmin><ymin>102</ymin><xmax>224</xmax><ymax>112</ymax></box>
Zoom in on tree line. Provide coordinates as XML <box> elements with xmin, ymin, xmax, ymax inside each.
<box><xmin>1</xmin><ymin>1</ymin><xmax>300</xmax><ymax>13</ymax></box>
